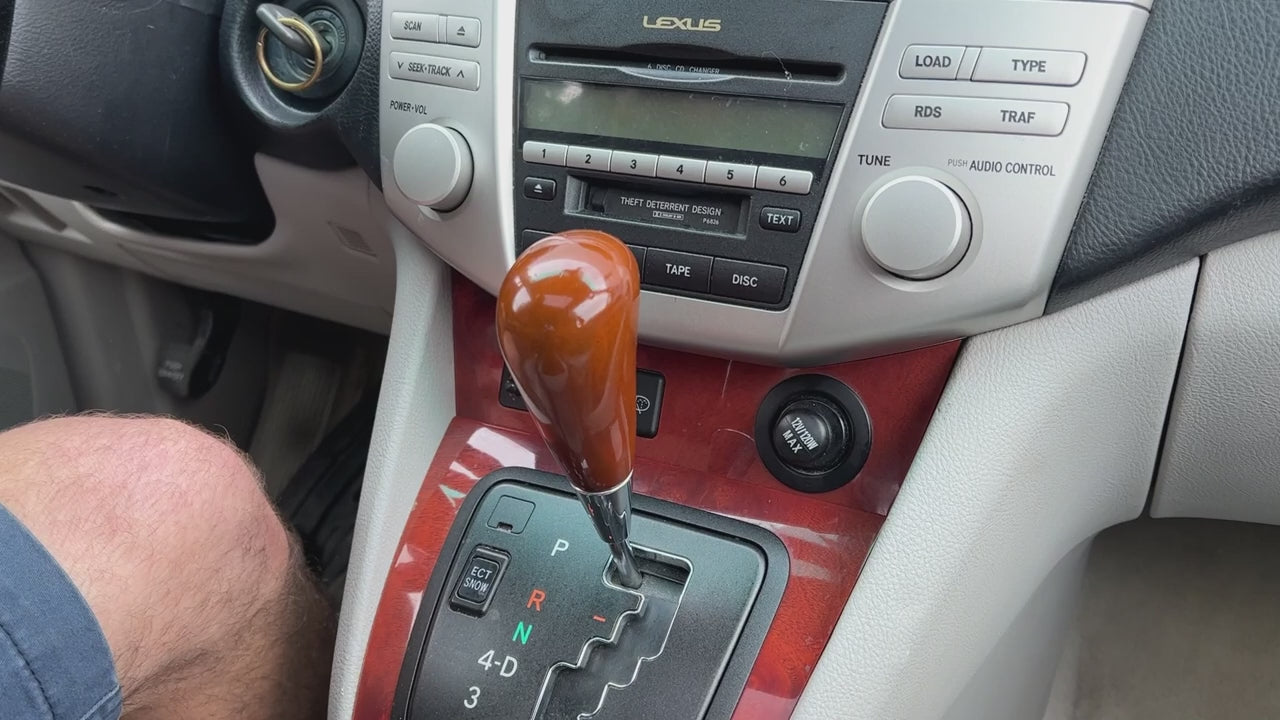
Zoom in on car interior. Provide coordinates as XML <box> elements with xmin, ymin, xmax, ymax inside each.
<box><xmin>3</xmin><ymin>0</ymin><xmax>1279</xmax><ymax>718</ymax></box>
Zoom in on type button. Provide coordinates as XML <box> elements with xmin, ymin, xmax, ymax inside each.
<box><xmin>972</xmin><ymin>48</ymin><xmax>1086</xmax><ymax>86</ymax></box>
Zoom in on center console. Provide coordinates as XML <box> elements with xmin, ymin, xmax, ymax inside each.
<box><xmin>361</xmin><ymin>0</ymin><xmax>1153</xmax><ymax>718</ymax></box>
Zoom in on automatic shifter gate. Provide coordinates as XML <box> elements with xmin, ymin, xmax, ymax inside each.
<box><xmin>392</xmin><ymin>471</ymin><xmax>786</xmax><ymax>720</ymax></box>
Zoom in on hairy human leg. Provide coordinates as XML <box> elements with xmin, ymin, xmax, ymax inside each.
<box><xmin>0</xmin><ymin>415</ymin><xmax>335</xmax><ymax>719</ymax></box>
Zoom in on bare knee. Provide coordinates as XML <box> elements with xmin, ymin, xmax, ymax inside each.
<box><xmin>0</xmin><ymin>415</ymin><xmax>294</xmax><ymax>697</ymax></box>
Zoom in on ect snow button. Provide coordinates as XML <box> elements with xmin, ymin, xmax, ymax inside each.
<box><xmin>451</xmin><ymin>546</ymin><xmax>508</xmax><ymax>615</ymax></box>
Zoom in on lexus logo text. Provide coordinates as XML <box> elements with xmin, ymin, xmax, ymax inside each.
<box><xmin>641</xmin><ymin>16</ymin><xmax>722</xmax><ymax>32</ymax></box>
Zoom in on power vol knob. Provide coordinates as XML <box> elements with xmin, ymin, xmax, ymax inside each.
<box><xmin>861</xmin><ymin>175</ymin><xmax>972</xmax><ymax>280</ymax></box>
<box><xmin>393</xmin><ymin>123</ymin><xmax>474</xmax><ymax>212</ymax></box>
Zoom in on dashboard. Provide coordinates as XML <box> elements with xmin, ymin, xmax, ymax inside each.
<box><xmin>380</xmin><ymin>0</ymin><xmax>1150</xmax><ymax>364</ymax></box>
<box><xmin>2</xmin><ymin>0</ymin><xmax>1277</xmax><ymax>364</ymax></box>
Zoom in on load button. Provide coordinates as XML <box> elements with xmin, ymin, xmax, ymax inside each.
<box><xmin>711</xmin><ymin>258</ymin><xmax>787</xmax><ymax>304</ymax></box>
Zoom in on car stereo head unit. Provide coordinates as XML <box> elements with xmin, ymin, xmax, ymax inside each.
<box><xmin>512</xmin><ymin>0</ymin><xmax>888</xmax><ymax>310</ymax></box>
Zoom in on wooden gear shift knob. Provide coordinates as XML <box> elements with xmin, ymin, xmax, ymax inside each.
<box><xmin>496</xmin><ymin>230</ymin><xmax>640</xmax><ymax>494</ymax></box>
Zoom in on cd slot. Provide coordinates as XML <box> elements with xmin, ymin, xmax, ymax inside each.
<box><xmin>531</xmin><ymin>45</ymin><xmax>844</xmax><ymax>82</ymax></box>
<box><xmin>574</xmin><ymin>179</ymin><xmax>747</xmax><ymax>237</ymax></box>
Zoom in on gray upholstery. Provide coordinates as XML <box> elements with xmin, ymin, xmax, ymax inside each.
<box><xmin>1153</xmin><ymin>232</ymin><xmax>1280</xmax><ymax>524</ymax></box>
<box><xmin>794</xmin><ymin>260</ymin><xmax>1198</xmax><ymax>720</ymax></box>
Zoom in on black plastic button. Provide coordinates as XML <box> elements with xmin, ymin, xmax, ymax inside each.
<box><xmin>636</xmin><ymin>370</ymin><xmax>665</xmax><ymax>438</ymax></box>
<box><xmin>628</xmin><ymin>245</ymin><xmax>647</xmax><ymax>277</ymax></box>
<box><xmin>711</xmin><ymin>259</ymin><xmax>787</xmax><ymax>304</ymax></box>
<box><xmin>644</xmin><ymin>249</ymin><xmax>712</xmax><ymax>292</ymax></box>
<box><xmin>499</xmin><ymin>366</ymin><xmax>527</xmax><ymax>410</ymax></box>
<box><xmin>500</xmin><ymin>366</ymin><xmax>663</xmax><ymax>437</ymax></box>
<box><xmin>523</xmin><ymin>177</ymin><xmax>557</xmax><ymax>201</ymax></box>
<box><xmin>486</xmin><ymin>496</ymin><xmax>535</xmax><ymax>534</ymax></box>
<box><xmin>451</xmin><ymin>547</ymin><xmax>508</xmax><ymax>615</ymax></box>
<box><xmin>518</xmin><ymin>229</ymin><xmax>552</xmax><ymax>254</ymax></box>
<box><xmin>760</xmin><ymin>207</ymin><xmax>802</xmax><ymax>233</ymax></box>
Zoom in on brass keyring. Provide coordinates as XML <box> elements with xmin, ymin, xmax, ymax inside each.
<box><xmin>256</xmin><ymin>16</ymin><xmax>324</xmax><ymax>92</ymax></box>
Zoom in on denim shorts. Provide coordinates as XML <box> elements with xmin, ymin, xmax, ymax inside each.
<box><xmin>0</xmin><ymin>504</ymin><xmax>121</xmax><ymax>720</ymax></box>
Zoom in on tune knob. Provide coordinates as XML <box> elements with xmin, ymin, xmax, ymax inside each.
<box><xmin>393</xmin><ymin>123</ymin><xmax>474</xmax><ymax>212</ymax></box>
<box><xmin>861</xmin><ymin>175</ymin><xmax>972</xmax><ymax>280</ymax></box>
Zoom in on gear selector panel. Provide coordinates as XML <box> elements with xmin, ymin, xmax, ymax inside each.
<box><xmin>392</xmin><ymin>470</ymin><xmax>787</xmax><ymax>720</ymax></box>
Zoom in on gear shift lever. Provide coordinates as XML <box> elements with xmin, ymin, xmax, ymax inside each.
<box><xmin>496</xmin><ymin>230</ymin><xmax>644</xmax><ymax>588</ymax></box>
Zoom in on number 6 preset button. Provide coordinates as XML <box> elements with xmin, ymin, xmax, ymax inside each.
<box><xmin>756</xmin><ymin>166</ymin><xmax>813</xmax><ymax>195</ymax></box>
<box><xmin>657</xmin><ymin>155</ymin><xmax>707</xmax><ymax>183</ymax></box>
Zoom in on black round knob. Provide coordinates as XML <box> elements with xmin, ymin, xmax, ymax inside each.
<box><xmin>754</xmin><ymin>375</ymin><xmax>873</xmax><ymax>494</ymax></box>
<box><xmin>771</xmin><ymin>396</ymin><xmax>850</xmax><ymax>473</ymax></box>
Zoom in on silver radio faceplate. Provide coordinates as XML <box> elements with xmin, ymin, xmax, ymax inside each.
<box><xmin>380</xmin><ymin>0</ymin><xmax>1150</xmax><ymax>365</ymax></box>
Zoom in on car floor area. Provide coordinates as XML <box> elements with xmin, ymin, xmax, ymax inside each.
<box><xmin>1044</xmin><ymin>518</ymin><xmax>1280</xmax><ymax>720</ymax></box>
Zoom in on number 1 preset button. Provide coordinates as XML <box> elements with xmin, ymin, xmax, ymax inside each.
<box><xmin>657</xmin><ymin>155</ymin><xmax>707</xmax><ymax>183</ymax></box>
<box><xmin>522</xmin><ymin>141</ymin><xmax>567</xmax><ymax>166</ymax></box>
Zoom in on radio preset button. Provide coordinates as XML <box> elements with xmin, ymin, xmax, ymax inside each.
<box><xmin>756</xmin><ymin>167</ymin><xmax>813</xmax><ymax>195</ymax></box>
<box><xmin>610</xmin><ymin>151</ymin><xmax>659</xmax><ymax>177</ymax></box>
<box><xmin>882</xmin><ymin>95</ymin><xmax>1069</xmax><ymax>136</ymax></box>
<box><xmin>390</xmin><ymin>12</ymin><xmax>440</xmax><ymax>42</ymax></box>
<box><xmin>760</xmin><ymin>207</ymin><xmax>802</xmax><ymax>233</ymax></box>
<box><xmin>523</xmin><ymin>141</ymin><xmax>568</xmax><ymax>166</ymax></box>
<box><xmin>972</xmin><ymin>48</ymin><xmax>1086</xmax><ymax>87</ymax></box>
<box><xmin>707</xmin><ymin>161</ymin><xmax>757</xmax><ymax>189</ymax></box>
<box><xmin>899</xmin><ymin>44</ymin><xmax>967</xmax><ymax>80</ymax></box>
<box><xmin>567</xmin><ymin>146</ymin><xmax>613</xmax><ymax>171</ymax></box>
<box><xmin>644</xmin><ymin>249</ymin><xmax>712</xmax><ymax>293</ymax></box>
<box><xmin>389</xmin><ymin>52</ymin><xmax>480</xmax><ymax>90</ymax></box>
<box><xmin>657</xmin><ymin>156</ymin><xmax>707</xmax><ymax>183</ymax></box>
<box><xmin>711</xmin><ymin>259</ymin><xmax>787</xmax><ymax>304</ymax></box>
